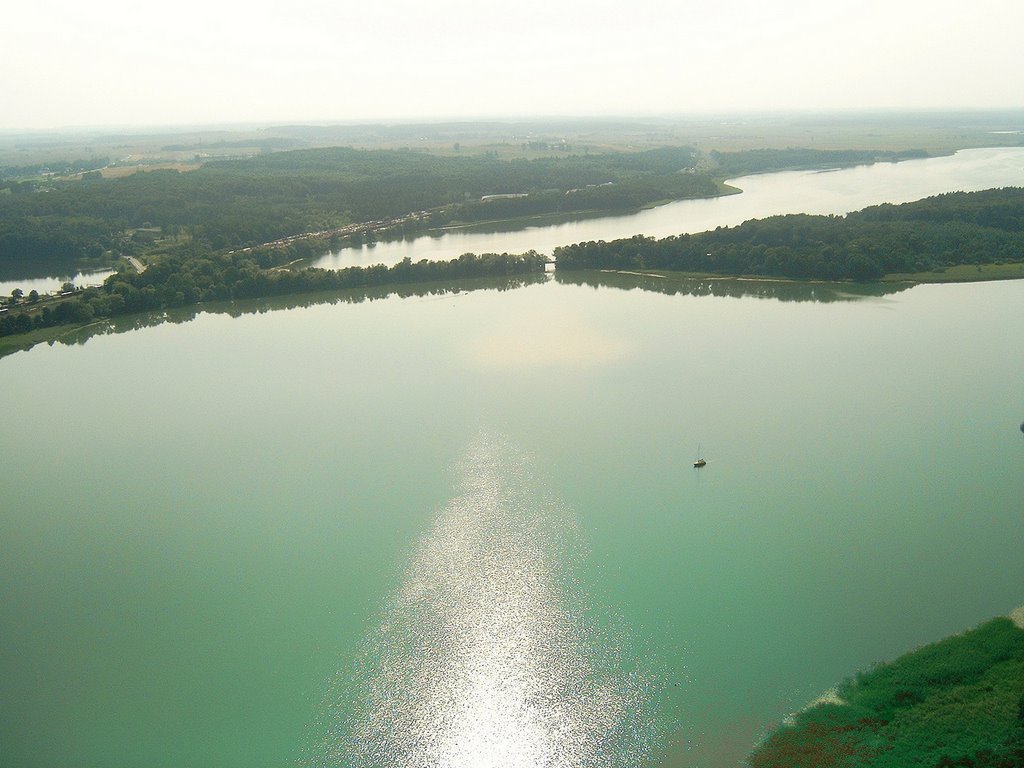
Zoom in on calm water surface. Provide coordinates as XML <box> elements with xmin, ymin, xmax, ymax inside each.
<box><xmin>0</xmin><ymin>267</ymin><xmax>116</xmax><ymax>297</ymax></box>
<box><xmin>3</xmin><ymin>149</ymin><xmax>1024</xmax><ymax>768</ymax></box>
<box><xmin>2</xmin><ymin>275</ymin><xmax>1022</xmax><ymax>768</ymax></box>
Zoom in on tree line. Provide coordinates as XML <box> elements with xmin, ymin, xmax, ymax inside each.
<box><xmin>553</xmin><ymin>188</ymin><xmax>1024</xmax><ymax>281</ymax></box>
<box><xmin>0</xmin><ymin>250</ymin><xmax>546</xmax><ymax>339</ymax></box>
<box><xmin>28</xmin><ymin>271</ymin><xmax>547</xmax><ymax>355</ymax></box>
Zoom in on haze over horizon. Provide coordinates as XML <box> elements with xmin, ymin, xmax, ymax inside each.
<box><xmin>4</xmin><ymin>0</ymin><xmax>1022</xmax><ymax>132</ymax></box>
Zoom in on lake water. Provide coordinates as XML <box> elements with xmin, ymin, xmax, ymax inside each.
<box><xmin>0</xmin><ymin>267</ymin><xmax>116</xmax><ymax>298</ymax></box>
<box><xmin>312</xmin><ymin>147</ymin><xmax>1024</xmax><ymax>268</ymax></box>
<box><xmin>3</xmin><ymin>150</ymin><xmax>1024</xmax><ymax>768</ymax></box>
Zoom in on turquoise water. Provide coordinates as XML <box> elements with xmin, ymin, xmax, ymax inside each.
<box><xmin>2</xmin><ymin>274</ymin><xmax>1023</xmax><ymax>767</ymax></box>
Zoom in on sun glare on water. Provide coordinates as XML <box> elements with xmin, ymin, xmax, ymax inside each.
<box><xmin>312</xmin><ymin>433</ymin><xmax>657</xmax><ymax>767</ymax></box>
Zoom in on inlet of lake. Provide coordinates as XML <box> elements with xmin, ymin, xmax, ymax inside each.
<box><xmin>3</xmin><ymin>147</ymin><xmax>1024</xmax><ymax>768</ymax></box>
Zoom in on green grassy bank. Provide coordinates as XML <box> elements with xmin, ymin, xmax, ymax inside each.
<box><xmin>750</xmin><ymin>613</ymin><xmax>1024</xmax><ymax>768</ymax></box>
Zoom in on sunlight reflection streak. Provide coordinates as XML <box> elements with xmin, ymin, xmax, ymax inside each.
<box><xmin>318</xmin><ymin>433</ymin><xmax>657</xmax><ymax>767</ymax></box>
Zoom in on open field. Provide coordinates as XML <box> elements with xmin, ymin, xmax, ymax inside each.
<box><xmin>99</xmin><ymin>162</ymin><xmax>202</xmax><ymax>178</ymax></box>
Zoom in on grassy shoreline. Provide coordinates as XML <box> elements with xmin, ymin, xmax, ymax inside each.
<box><xmin>881</xmin><ymin>262</ymin><xmax>1024</xmax><ymax>282</ymax></box>
<box><xmin>749</xmin><ymin>612</ymin><xmax>1024</xmax><ymax>768</ymax></box>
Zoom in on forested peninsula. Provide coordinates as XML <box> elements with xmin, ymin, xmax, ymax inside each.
<box><xmin>750</xmin><ymin>613</ymin><xmax>1024</xmax><ymax>768</ymax></box>
<box><xmin>554</xmin><ymin>187</ymin><xmax>1024</xmax><ymax>281</ymax></box>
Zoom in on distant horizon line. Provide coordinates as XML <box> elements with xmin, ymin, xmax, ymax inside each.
<box><xmin>2</xmin><ymin>106</ymin><xmax>1023</xmax><ymax>137</ymax></box>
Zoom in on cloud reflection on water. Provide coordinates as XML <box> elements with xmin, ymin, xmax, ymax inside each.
<box><xmin>463</xmin><ymin>309</ymin><xmax>630</xmax><ymax>370</ymax></box>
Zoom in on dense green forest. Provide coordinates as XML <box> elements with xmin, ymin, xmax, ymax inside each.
<box><xmin>553</xmin><ymin>188</ymin><xmax>1024</xmax><ymax>280</ymax></box>
<box><xmin>0</xmin><ymin>145</ymin><xmax>709</xmax><ymax>260</ymax></box>
<box><xmin>750</xmin><ymin>616</ymin><xmax>1024</xmax><ymax>768</ymax></box>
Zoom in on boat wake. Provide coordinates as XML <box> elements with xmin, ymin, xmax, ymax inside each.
<box><xmin>310</xmin><ymin>432</ymin><xmax>658</xmax><ymax>767</ymax></box>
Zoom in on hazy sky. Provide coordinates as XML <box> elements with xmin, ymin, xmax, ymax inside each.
<box><xmin>4</xmin><ymin>0</ymin><xmax>1021</xmax><ymax>130</ymax></box>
